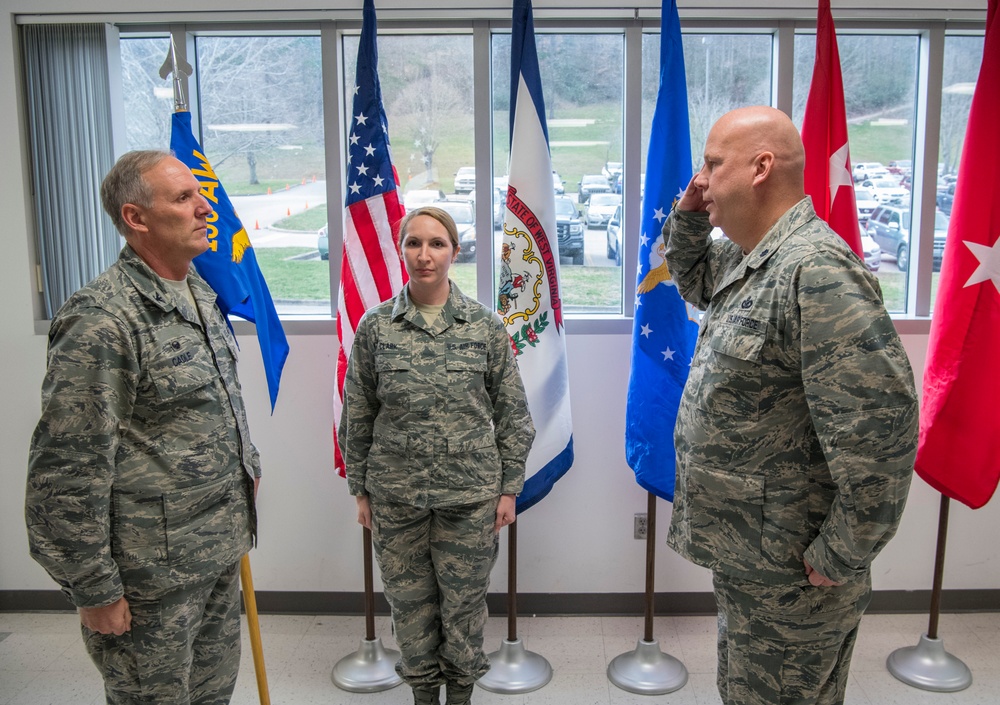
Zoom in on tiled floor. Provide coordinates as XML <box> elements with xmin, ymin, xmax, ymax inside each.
<box><xmin>0</xmin><ymin>610</ymin><xmax>997</xmax><ymax>704</ymax></box>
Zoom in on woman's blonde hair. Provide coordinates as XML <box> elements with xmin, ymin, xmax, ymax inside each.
<box><xmin>396</xmin><ymin>206</ymin><xmax>460</xmax><ymax>251</ymax></box>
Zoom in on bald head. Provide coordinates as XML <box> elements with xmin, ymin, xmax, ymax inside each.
<box><xmin>693</xmin><ymin>106</ymin><xmax>807</xmax><ymax>250</ymax></box>
<box><xmin>712</xmin><ymin>106</ymin><xmax>805</xmax><ymax>193</ymax></box>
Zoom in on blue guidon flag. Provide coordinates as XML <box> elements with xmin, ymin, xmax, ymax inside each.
<box><xmin>624</xmin><ymin>0</ymin><xmax>699</xmax><ymax>501</ymax></box>
<box><xmin>170</xmin><ymin>110</ymin><xmax>289</xmax><ymax>411</ymax></box>
<box><xmin>499</xmin><ymin>0</ymin><xmax>574</xmax><ymax>513</ymax></box>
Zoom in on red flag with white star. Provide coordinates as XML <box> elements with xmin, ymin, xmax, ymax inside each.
<box><xmin>916</xmin><ymin>0</ymin><xmax>1000</xmax><ymax>508</ymax></box>
<box><xmin>801</xmin><ymin>0</ymin><xmax>863</xmax><ymax>257</ymax></box>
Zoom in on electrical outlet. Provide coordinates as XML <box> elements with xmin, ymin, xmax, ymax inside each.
<box><xmin>634</xmin><ymin>513</ymin><xmax>648</xmax><ymax>540</ymax></box>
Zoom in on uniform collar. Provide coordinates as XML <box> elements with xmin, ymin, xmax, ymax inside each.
<box><xmin>392</xmin><ymin>280</ymin><xmax>473</xmax><ymax>334</ymax></box>
<box><xmin>118</xmin><ymin>245</ymin><xmax>217</xmax><ymax>324</ymax></box>
<box><xmin>714</xmin><ymin>198</ymin><xmax>818</xmax><ymax>296</ymax></box>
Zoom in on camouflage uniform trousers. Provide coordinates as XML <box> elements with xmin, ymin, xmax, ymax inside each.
<box><xmin>370</xmin><ymin>497</ymin><xmax>499</xmax><ymax>693</ymax></box>
<box><xmin>712</xmin><ymin>571</ymin><xmax>872</xmax><ymax>705</ymax></box>
<box><xmin>82</xmin><ymin>561</ymin><xmax>243</xmax><ymax>705</ymax></box>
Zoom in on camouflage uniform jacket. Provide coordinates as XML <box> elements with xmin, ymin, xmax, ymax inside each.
<box><xmin>664</xmin><ymin>198</ymin><xmax>918</xmax><ymax>586</ymax></box>
<box><xmin>26</xmin><ymin>246</ymin><xmax>258</xmax><ymax>608</ymax></box>
<box><xmin>340</xmin><ymin>282</ymin><xmax>534</xmax><ymax>507</ymax></box>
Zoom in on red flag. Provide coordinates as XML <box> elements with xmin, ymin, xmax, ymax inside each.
<box><xmin>333</xmin><ymin>0</ymin><xmax>408</xmax><ymax>475</ymax></box>
<box><xmin>801</xmin><ymin>0</ymin><xmax>863</xmax><ymax>257</ymax></box>
<box><xmin>915</xmin><ymin>0</ymin><xmax>1000</xmax><ymax>509</ymax></box>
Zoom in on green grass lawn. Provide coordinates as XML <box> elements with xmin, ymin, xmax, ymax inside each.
<box><xmin>272</xmin><ymin>204</ymin><xmax>329</xmax><ymax>232</ymax></box>
<box><xmin>254</xmin><ymin>248</ymin><xmax>331</xmax><ymax>302</ymax></box>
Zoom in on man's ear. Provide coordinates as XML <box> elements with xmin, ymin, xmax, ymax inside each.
<box><xmin>752</xmin><ymin>151</ymin><xmax>775</xmax><ymax>186</ymax></box>
<box><xmin>121</xmin><ymin>203</ymin><xmax>147</xmax><ymax>234</ymax></box>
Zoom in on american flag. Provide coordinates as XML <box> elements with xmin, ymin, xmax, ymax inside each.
<box><xmin>333</xmin><ymin>0</ymin><xmax>407</xmax><ymax>475</ymax></box>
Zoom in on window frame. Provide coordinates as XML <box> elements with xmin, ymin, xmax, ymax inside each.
<box><xmin>18</xmin><ymin>11</ymin><xmax>986</xmax><ymax>337</ymax></box>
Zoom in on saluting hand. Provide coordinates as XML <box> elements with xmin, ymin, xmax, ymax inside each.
<box><xmin>676</xmin><ymin>174</ymin><xmax>708</xmax><ymax>213</ymax></box>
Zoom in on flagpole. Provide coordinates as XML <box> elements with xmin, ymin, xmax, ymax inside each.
<box><xmin>477</xmin><ymin>519</ymin><xmax>553</xmax><ymax>694</ymax></box>
<box><xmin>239</xmin><ymin>554</ymin><xmax>271</xmax><ymax>705</ymax></box>
<box><xmin>607</xmin><ymin>492</ymin><xmax>687</xmax><ymax>694</ymax></box>
<box><xmin>886</xmin><ymin>494</ymin><xmax>972</xmax><ymax>691</ymax></box>
<box><xmin>331</xmin><ymin>528</ymin><xmax>403</xmax><ymax>692</ymax></box>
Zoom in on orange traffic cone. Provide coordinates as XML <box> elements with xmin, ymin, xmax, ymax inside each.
<box><xmin>254</xmin><ymin>220</ymin><xmax>259</xmax><ymax>230</ymax></box>
<box><xmin>305</xmin><ymin>201</ymin><xmax>309</xmax><ymax>210</ymax></box>
<box><xmin>286</xmin><ymin>208</ymin><xmax>291</xmax><ymax>216</ymax></box>
<box><xmin>285</xmin><ymin>184</ymin><xmax>290</xmax><ymax>190</ymax></box>
<box><xmin>267</xmin><ymin>187</ymin><xmax>271</xmax><ymax>195</ymax></box>
<box><xmin>312</xmin><ymin>175</ymin><xmax>316</xmax><ymax>182</ymax></box>
<box><xmin>301</xmin><ymin>178</ymin><xmax>306</xmax><ymax>185</ymax></box>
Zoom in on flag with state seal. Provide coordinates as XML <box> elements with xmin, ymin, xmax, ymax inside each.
<box><xmin>499</xmin><ymin>0</ymin><xmax>573</xmax><ymax>513</ymax></box>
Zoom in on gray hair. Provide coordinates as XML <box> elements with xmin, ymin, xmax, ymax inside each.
<box><xmin>100</xmin><ymin>150</ymin><xmax>172</xmax><ymax>236</ymax></box>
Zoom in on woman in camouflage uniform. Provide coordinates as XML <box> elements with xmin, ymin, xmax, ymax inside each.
<box><xmin>340</xmin><ymin>206</ymin><xmax>535</xmax><ymax>705</ymax></box>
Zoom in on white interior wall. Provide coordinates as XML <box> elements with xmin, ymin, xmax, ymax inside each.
<box><xmin>2</xmin><ymin>0</ymin><xmax>997</xmax><ymax>601</ymax></box>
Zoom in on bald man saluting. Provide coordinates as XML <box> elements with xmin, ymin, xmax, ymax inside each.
<box><xmin>663</xmin><ymin>106</ymin><xmax>918</xmax><ymax>705</ymax></box>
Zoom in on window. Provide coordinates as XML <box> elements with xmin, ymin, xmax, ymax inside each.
<box><xmin>794</xmin><ymin>32</ymin><xmax>919</xmax><ymax>313</ymax></box>
<box><xmin>935</xmin><ymin>34</ymin><xmax>984</xmax><ymax>309</ymax></box>
<box><xmin>120</xmin><ymin>36</ymin><xmax>174</xmax><ymax>151</ymax></box>
<box><xmin>343</xmin><ymin>32</ymin><xmax>477</xmax><ymax>297</ymax></box>
<box><xmin>492</xmin><ymin>31</ymin><xmax>625</xmax><ymax>315</ymax></box>
<box><xmin>194</xmin><ymin>35</ymin><xmax>326</xmax><ymax>316</ymax></box>
<box><xmin>22</xmin><ymin>13</ymin><xmax>984</xmax><ymax>328</ymax></box>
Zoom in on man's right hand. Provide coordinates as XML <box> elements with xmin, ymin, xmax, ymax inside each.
<box><xmin>355</xmin><ymin>495</ymin><xmax>372</xmax><ymax>530</ymax></box>
<box><xmin>676</xmin><ymin>173</ymin><xmax>707</xmax><ymax>212</ymax></box>
<box><xmin>79</xmin><ymin>596</ymin><xmax>132</xmax><ymax>635</ymax></box>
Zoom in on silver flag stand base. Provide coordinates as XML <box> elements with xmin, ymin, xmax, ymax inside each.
<box><xmin>331</xmin><ymin>637</ymin><xmax>404</xmax><ymax>692</ymax></box>
<box><xmin>608</xmin><ymin>638</ymin><xmax>688</xmax><ymax>695</ymax></box>
<box><xmin>886</xmin><ymin>633</ymin><xmax>972</xmax><ymax>692</ymax></box>
<box><xmin>477</xmin><ymin>638</ymin><xmax>552</xmax><ymax>693</ymax></box>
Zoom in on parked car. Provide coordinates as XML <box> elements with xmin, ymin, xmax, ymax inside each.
<box><xmin>403</xmin><ymin>188</ymin><xmax>445</xmax><ymax>210</ymax></box>
<box><xmin>552</xmin><ymin>171</ymin><xmax>565</xmax><ymax>195</ymax></box>
<box><xmin>602</xmin><ymin>161</ymin><xmax>623</xmax><ymax>182</ymax></box>
<box><xmin>936</xmin><ymin>181</ymin><xmax>956</xmax><ymax>215</ymax></box>
<box><xmin>861</xmin><ymin>177</ymin><xmax>909</xmax><ymax>206</ymax></box>
<box><xmin>860</xmin><ymin>233</ymin><xmax>881</xmax><ymax>272</ymax></box>
<box><xmin>433</xmin><ymin>199</ymin><xmax>477</xmax><ymax>262</ymax></box>
<box><xmin>492</xmin><ymin>176</ymin><xmax>509</xmax><ymax>228</ymax></box>
<box><xmin>577</xmin><ymin>174</ymin><xmax>611</xmax><ymax>204</ymax></box>
<box><xmin>606</xmin><ymin>204</ymin><xmax>622</xmax><ymax>266</ymax></box>
<box><xmin>585</xmin><ymin>192</ymin><xmax>621</xmax><ymax>228</ymax></box>
<box><xmin>554</xmin><ymin>196</ymin><xmax>585</xmax><ymax>265</ymax></box>
<box><xmin>453</xmin><ymin>166</ymin><xmax>476</xmax><ymax>194</ymax></box>
<box><xmin>317</xmin><ymin>223</ymin><xmax>329</xmax><ymax>260</ymax></box>
<box><xmin>865</xmin><ymin>204</ymin><xmax>948</xmax><ymax>272</ymax></box>
<box><xmin>855</xmin><ymin>187</ymin><xmax>879</xmax><ymax>225</ymax></box>
<box><xmin>853</xmin><ymin>162</ymin><xmax>885</xmax><ymax>182</ymax></box>
<box><xmin>887</xmin><ymin>159</ymin><xmax>912</xmax><ymax>177</ymax></box>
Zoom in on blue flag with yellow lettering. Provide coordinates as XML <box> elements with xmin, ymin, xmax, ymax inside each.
<box><xmin>170</xmin><ymin>110</ymin><xmax>289</xmax><ymax>411</ymax></box>
<box><xmin>624</xmin><ymin>0</ymin><xmax>699</xmax><ymax>501</ymax></box>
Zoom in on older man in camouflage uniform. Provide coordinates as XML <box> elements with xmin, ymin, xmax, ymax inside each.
<box><xmin>341</xmin><ymin>207</ymin><xmax>534</xmax><ymax>705</ymax></box>
<box><xmin>26</xmin><ymin>150</ymin><xmax>259</xmax><ymax>705</ymax></box>
<box><xmin>664</xmin><ymin>107</ymin><xmax>918</xmax><ymax>705</ymax></box>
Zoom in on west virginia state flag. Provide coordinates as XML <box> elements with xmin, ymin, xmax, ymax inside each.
<box><xmin>170</xmin><ymin>110</ymin><xmax>289</xmax><ymax>411</ymax></box>
<box><xmin>500</xmin><ymin>0</ymin><xmax>574</xmax><ymax>513</ymax></box>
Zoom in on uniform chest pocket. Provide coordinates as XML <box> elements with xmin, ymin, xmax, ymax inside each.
<box><xmin>705</xmin><ymin>322</ymin><xmax>765</xmax><ymax>421</ymax></box>
<box><xmin>446</xmin><ymin>350</ymin><xmax>489</xmax><ymax>414</ymax></box>
<box><xmin>148</xmin><ymin>324</ymin><xmax>217</xmax><ymax>402</ymax></box>
<box><xmin>375</xmin><ymin>351</ymin><xmax>411</xmax><ymax>410</ymax></box>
